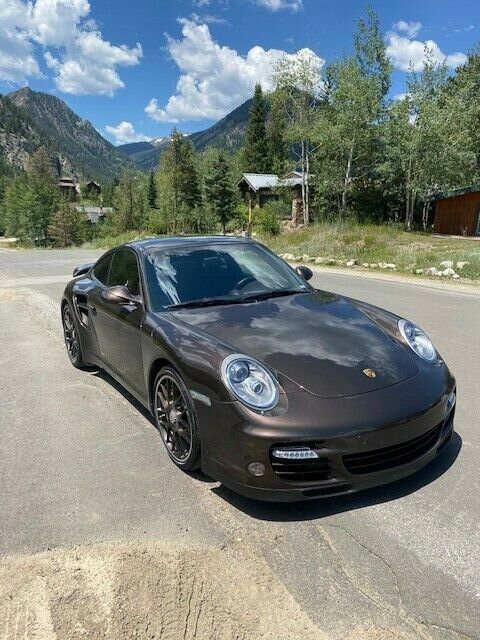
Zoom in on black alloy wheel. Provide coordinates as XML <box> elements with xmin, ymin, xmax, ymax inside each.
<box><xmin>62</xmin><ymin>304</ymin><xmax>85</xmax><ymax>368</ymax></box>
<box><xmin>154</xmin><ymin>367</ymin><xmax>201</xmax><ymax>470</ymax></box>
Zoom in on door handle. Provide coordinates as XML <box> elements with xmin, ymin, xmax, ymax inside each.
<box><xmin>89</xmin><ymin>303</ymin><xmax>97</xmax><ymax>315</ymax></box>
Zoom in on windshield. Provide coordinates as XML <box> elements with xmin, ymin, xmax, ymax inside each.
<box><xmin>144</xmin><ymin>242</ymin><xmax>309</xmax><ymax>311</ymax></box>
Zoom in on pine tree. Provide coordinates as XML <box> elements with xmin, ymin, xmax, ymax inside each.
<box><xmin>242</xmin><ymin>84</ymin><xmax>271</xmax><ymax>173</ymax></box>
<box><xmin>157</xmin><ymin>129</ymin><xmax>201</xmax><ymax>233</ymax></box>
<box><xmin>48</xmin><ymin>200</ymin><xmax>85</xmax><ymax>247</ymax></box>
<box><xmin>204</xmin><ymin>151</ymin><xmax>237</xmax><ymax>234</ymax></box>
<box><xmin>25</xmin><ymin>147</ymin><xmax>59</xmax><ymax>244</ymax></box>
<box><xmin>267</xmin><ymin>91</ymin><xmax>288</xmax><ymax>176</ymax></box>
<box><xmin>112</xmin><ymin>169</ymin><xmax>148</xmax><ymax>232</ymax></box>
<box><xmin>147</xmin><ymin>170</ymin><xmax>157</xmax><ymax>208</ymax></box>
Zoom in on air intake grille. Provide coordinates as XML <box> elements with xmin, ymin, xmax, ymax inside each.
<box><xmin>270</xmin><ymin>452</ymin><xmax>333</xmax><ymax>483</ymax></box>
<box><xmin>343</xmin><ymin>422</ymin><xmax>443</xmax><ymax>475</ymax></box>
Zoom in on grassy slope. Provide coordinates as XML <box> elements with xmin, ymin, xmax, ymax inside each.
<box><xmin>80</xmin><ymin>222</ymin><xmax>480</xmax><ymax>283</ymax></box>
<box><xmin>262</xmin><ymin>222</ymin><xmax>480</xmax><ymax>281</ymax></box>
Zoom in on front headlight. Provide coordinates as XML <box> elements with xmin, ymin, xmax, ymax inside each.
<box><xmin>221</xmin><ymin>353</ymin><xmax>279</xmax><ymax>410</ymax></box>
<box><xmin>398</xmin><ymin>319</ymin><xmax>437</xmax><ymax>362</ymax></box>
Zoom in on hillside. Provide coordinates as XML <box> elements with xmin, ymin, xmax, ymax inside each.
<box><xmin>118</xmin><ymin>98</ymin><xmax>253</xmax><ymax>170</ymax></box>
<box><xmin>3</xmin><ymin>88</ymin><xmax>131</xmax><ymax>182</ymax></box>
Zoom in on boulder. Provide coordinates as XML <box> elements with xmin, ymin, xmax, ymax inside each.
<box><xmin>369</xmin><ymin>263</ymin><xmax>378</xmax><ymax>268</ymax></box>
<box><xmin>314</xmin><ymin>257</ymin><xmax>325</xmax><ymax>264</ymax></box>
<box><xmin>386</xmin><ymin>263</ymin><xmax>396</xmax><ymax>269</ymax></box>
<box><xmin>425</xmin><ymin>267</ymin><xmax>439</xmax><ymax>276</ymax></box>
<box><xmin>456</xmin><ymin>261</ymin><xmax>469</xmax><ymax>270</ymax></box>
<box><xmin>346</xmin><ymin>259</ymin><xmax>357</xmax><ymax>267</ymax></box>
<box><xmin>441</xmin><ymin>268</ymin><xmax>456</xmax><ymax>277</ymax></box>
<box><xmin>452</xmin><ymin>273</ymin><xmax>461</xmax><ymax>279</ymax></box>
<box><xmin>325</xmin><ymin>258</ymin><xmax>337</xmax><ymax>265</ymax></box>
<box><xmin>362</xmin><ymin>263</ymin><xmax>370</xmax><ymax>268</ymax></box>
<box><xmin>439</xmin><ymin>260</ymin><xmax>454</xmax><ymax>269</ymax></box>
<box><xmin>378</xmin><ymin>262</ymin><xmax>388</xmax><ymax>269</ymax></box>
<box><xmin>415</xmin><ymin>269</ymin><xmax>424</xmax><ymax>275</ymax></box>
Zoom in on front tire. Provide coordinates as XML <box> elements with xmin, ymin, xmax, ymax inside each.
<box><xmin>62</xmin><ymin>303</ymin><xmax>86</xmax><ymax>369</ymax></box>
<box><xmin>153</xmin><ymin>366</ymin><xmax>201</xmax><ymax>471</ymax></box>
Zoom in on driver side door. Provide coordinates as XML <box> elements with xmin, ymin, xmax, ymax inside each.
<box><xmin>89</xmin><ymin>248</ymin><xmax>146</xmax><ymax>399</ymax></box>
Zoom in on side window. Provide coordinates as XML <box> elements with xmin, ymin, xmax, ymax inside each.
<box><xmin>108</xmin><ymin>249</ymin><xmax>140</xmax><ymax>296</ymax></box>
<box><xmin>93</xmin><ymin>254</ymin><xmax>112</xmax><ymax>285</ymax></box>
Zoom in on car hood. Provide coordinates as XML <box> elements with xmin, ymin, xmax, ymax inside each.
<box><xmin>168</xmin><ymin>291</ymin><xmax>419</xmax><ymax>398</ymax></box>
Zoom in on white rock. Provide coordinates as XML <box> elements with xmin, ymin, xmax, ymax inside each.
<box><xmin>325</xmin><ymin>258</ymin><xmax>336</xmax><ymax>265</ymax></box>
<box><xmin>415</xmin><ymin>269</ymin><xmax>424</xmax><ymax>275</ymax></box>
<box><xmin>386</xmin><ymin>263</ymin><xmax>396</xmax><ymax>269</ymax></box>
<box><xmin>425</xmin><ymin>267</ymin><xmax>439</xmax><ymax>275</ymax></box>
<box><xmin>452</xmin><ymin>273</ymin><xmax>461</xmax><ymax>279</ymax></box>
<box><xmin>369</xmin><ymin>263</ymin><xmax>378</xmax><ymax>268</ymax></box>
<box><xmin>378</xmin><ymin>262</ymin><xmax>387</xmax><ymax>269</ymax></box>
<box><xmin>439</xmin><ymin>260</ymin><xmax>454</xmax><ymax>269</ymax></box>
<box><xmin>301</xmin><ymin>254</ymin><xmax>311</xmax><ymax>262</ymax></box>
<box><xmin>362</xmin><ymin>263</ymin><xmax>369</xmax><ymax>268</ymax></box>
<box><xmin>456</xmin><ymin>261</ymin><xmax>469</xmax><ymax>270</ymax></box>
<box><xmin>346</xmin><ymin>259</ymin><xmax>356</xmax><ymax>267</ymax></box>
<box><xmin>441</xmin><ymin>268</ymin><xmax>456</xmax><ymax>277</ymax></box>
<box><xmin>293</xmin><ymin>255</ymin><xmax>302</xmax><ymax>262</ymax></box>
<box><xmin>314</xmin><ymin>257</ymin><xmax>325</xmax><ymax>264</ymax></box>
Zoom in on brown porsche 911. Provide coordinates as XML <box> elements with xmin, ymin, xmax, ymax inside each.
<box><xmin>61</xmin><ymin>236</ymin><xmax>456</xmax><ymax>501</ymax></box>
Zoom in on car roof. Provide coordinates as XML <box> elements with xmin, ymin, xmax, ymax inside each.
<box><xmin>126</xmin><ymin>235</ymin><xmax>254</xmax><ymax>253</ymax></box>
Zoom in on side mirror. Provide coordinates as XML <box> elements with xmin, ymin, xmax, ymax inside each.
<box><xmin>295</xmin><ymin>265</ymin><xmax>313</xmax><ymax>281</ymax></box>
<box><xmin>73</xmin><ymin>263</ymin><xmax>94</xmax><ymax>277</ymax></box>
<box><xmin>101</xmin><ymin>285</ymin><xmax>141</xmax><ymax>305</ymax></box>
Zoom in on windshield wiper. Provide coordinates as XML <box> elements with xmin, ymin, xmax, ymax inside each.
<box><xmin>239</xmin><ymin>289</ymin><xmax>306</xmax><ymax>303</ymax></box>
<box><xmin>166</xmin><ymin>297</ymin><xmax>245</xmax><ymax>310</ymax></box>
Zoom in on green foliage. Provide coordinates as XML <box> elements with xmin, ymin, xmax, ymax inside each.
<box><xmin>204</xmin><ymin>151</ymin><xmax>237</xmax><ymax>233</ymax></box>
<box><xmin>242</xmin><ymin>84</ymin><xmax>271</xmax><ymax>173</ymax></box>
<box><xmin>48</xmin><ymin>200</ymin><xmax>86</xmax><ymax>247</ymax></box>
<box><xmin>157</xmin><ymin>129</ymin><xmax>202</xmax><ymax>233</ymax></box>
<box><xmin>255</xmin><ymin>203</ymin><xmax>281</xmax><ymax>236</ymax></box>
<box><xmin>267</xmin><ymin>91</ymin><xmax>288</xmax><ymax>176</ymax></box>
<box><xmin>111</xmin><ymin>169</ymin><xmax>148</xmax><ymax>232</ymax></box>
<box><xmin>147</xmin><ymin>171</ymin><xmax>157</xmax><ymax>208</ymax></box>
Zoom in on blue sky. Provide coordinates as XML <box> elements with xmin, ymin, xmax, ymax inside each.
<box><xmin>0</xmin><ymin>0</ymin><xmax>478</xmax><ymax>145</ymax></box>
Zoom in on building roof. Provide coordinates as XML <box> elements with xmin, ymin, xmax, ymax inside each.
<box><xmin>238</xmin><ymin>173</ymin><xmax>280</xmax><ymax>191</ymax></box>
<box><xmin>428</xmin><ymin>186</ymin><xmax>480</xmax><ymax>202</ymax></box>
<box><xmin>74</xmin><ymin>206</ymin><xmax>112</xmax><ymax>214</ymax></box>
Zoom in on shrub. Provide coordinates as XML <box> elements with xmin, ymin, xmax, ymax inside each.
<box><xmin>256</xmin><ymin>203</ymin><xmax>281</xmax><ymax>236</ymax></box>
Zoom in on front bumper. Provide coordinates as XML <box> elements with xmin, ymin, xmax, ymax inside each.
<box><xmin>200</xmin><ymin>379</ymin><xmax>456</xmax><ymax>502</ymax></box>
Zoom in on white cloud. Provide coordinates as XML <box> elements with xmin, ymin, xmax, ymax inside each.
<box><xmin>105</xmin><ymin>121</ymin><xmax>150</xmax><ymax>145</ymax></box>
<box><xmin>189</xmin><ymin>12</ymin><xmax>227</xmax><ymax>25</ymax></box>
<box><xmin>256</xmin><ymin>0</ymin><xmax>303</xmax><ymax>11</ymax></box>
<box><xmin>145</xmin><ymin>19</ymin><xmax>322</xmax><ymax>123</ymax></box>
<box><xmin>386</xmin><ymin>31</ymin><xmax>467</xmax><ymax>72</ymax></box>
<box><xmin>393</xmin><ymin>20</ymin><xmax>422</xmax><ymax>38</ymax></box>
<box><xmin>0</xmin><ymin>0</ymin><xmax>142</xmax><ymax>94</ymax></box>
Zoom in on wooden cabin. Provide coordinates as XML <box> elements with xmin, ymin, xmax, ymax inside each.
<box><xmin>432</xmin><ymin>188</ymin><xmax>480</xmax><ymax>236</ymax></box>
<box><xmin>58</xmin><ymin>177</ymin><xmax>80</xmax><ymax>200</ymax></box>
<box><xmin>84</xmin><ymin>180</ymin><xmax>101</xmax><ymax>196</ymax></box>
<box><xmin>237</xmin><ymin>171</ymin><xmax>313</xmax><ymax>224</ymax></box>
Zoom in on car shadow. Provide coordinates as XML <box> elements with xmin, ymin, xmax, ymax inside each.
<box><xmin>210</xmin><ymin>433</ymin><xmax>462</xmax><ymax>522</ymax></box>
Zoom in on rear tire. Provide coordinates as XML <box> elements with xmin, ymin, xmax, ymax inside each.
<box><xmin>153</xmin><ymin>366</ymin><xmax>201</xmax><ymax>471</ymax></box>
<box><xmin>62</xmin><ymin>302</ymin><xmax>86</xmax><ymax>369</ymax></box>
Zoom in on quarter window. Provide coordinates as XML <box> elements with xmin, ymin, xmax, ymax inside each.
<box><xmin>108</xmin><ymin>249</ymin><xmax>141</xmax><ymax>296</ymax></box>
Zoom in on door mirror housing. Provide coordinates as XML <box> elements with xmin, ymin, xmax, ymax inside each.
<box><xmin>295</xmin><ymin>265</ymin><xmax>313</xmax><ymax>281</ymax></box>
<box><xmin>101</xmin><ymin>285</ymin><xmax>141</xmax><ymax>305</ymax></box>
<box><xmin>73</xmin><ymin>263</ymin><xmax>94</xmax><ymax>277</ymax></box>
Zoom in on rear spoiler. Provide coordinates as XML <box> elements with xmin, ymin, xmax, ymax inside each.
<box><xmin>73</xmin><ymin>263</ymin><xmax>94</xmax><ymax>277</ymax></box>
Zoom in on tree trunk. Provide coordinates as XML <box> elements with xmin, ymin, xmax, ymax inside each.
<box><xmin>422</xmin><ymin>201</ymin><xmax>429</xmax><ymax>231</ymax></box>
<box><xmin>300</xmin><ymin>139</ymin><xmax>306</xmax><ymax>226</ymax></box>
<box><xmin>304</xmin><ymin>147</ymin><xmax>310</xmax><ymax>225</ymax></box>
<box><xmin>341</xmin><ymin>142</ymin><xmax>354</xmax><ymax>217</ymax></box>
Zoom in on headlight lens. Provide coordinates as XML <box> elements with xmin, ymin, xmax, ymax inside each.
<box><xmin>398</xmin><ymin>319</ymin><xmax>437</xmax><ymax>362</ymax></box>
<box><xmin>221</xmin><ymin>353</ymin><xmax>279</xmax><ymax>410</ymax></box>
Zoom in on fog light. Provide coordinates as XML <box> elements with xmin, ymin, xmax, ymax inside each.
<box><xmin>447</xmin><ymin>390</ymin><xmax>456</xmax><ymax>409</ymax></box>
<box><xmin>248</xmin><ymin>462</ymin><xmax>265</xmax><ymax>477</ymax></box>
<box><xmin>272</xmin><ymin>447</ymin><xmax>319</xmax><ymax>460</ymax></box>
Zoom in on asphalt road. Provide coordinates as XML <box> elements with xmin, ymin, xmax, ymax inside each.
<box><xmin>1</xmin><ymin>247</ymin><xmax>479</xmax><ymax>640</ymax></box>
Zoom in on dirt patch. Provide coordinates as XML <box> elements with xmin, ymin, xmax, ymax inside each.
<box><xmin>0</xmin><ymin>289</ymin><xmax>20</xmax><ymax>302</ymax></box>
<box><xmin>0</xmin><ymin>541</ymin><xmax>327</xmax><ymax>640</ymax></box>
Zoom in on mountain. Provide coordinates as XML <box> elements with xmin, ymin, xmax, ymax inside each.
<box><xmin>2</xmin><ymin>87</ymin><xmax>131</xmax><ymax>182</ymax></box>
<box><xmin>118</xmin><ymin>98</ymin><xmax>253</xmax><ymax>171</ymax></box>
